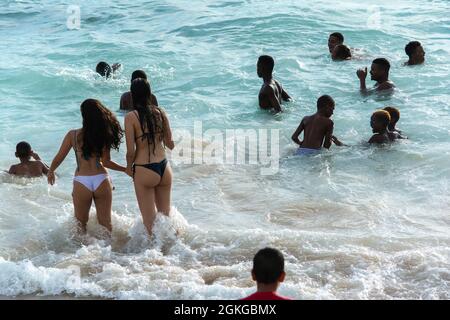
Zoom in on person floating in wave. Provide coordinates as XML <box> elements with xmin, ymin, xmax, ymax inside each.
<box><xmin>331</xmin><ymin>44</ymin><xmax>352</xmax><ymax>61</ymax></box>
<box><xmin>257</xmin><ymin>55</ymin><xmax>292</xmax><ymax>113</ymax></box>
<box><xmin>404</xmin><ymin>41</ymin><xmax>425</xmax><ymax>66</ymax></box>
<box><xmin>383</xmin><ymin>106</ymin><xmax>407</xmax><ymax>139</ymax></box>
<box><xmin>8</xmin><ymin>142</ymin><xmax>49</xmax><ymax>177</ymax></box>
<box><xmin>241</xmin><ymin>248</ymin><xmax>292</xmax><ymax>300</ymax></box>
<box><xmin>328</xmin><ymin>32</ymin><xmax>345</xmax><ymax>54</ymax></box>
<box><xmin>120</xmin><ymin>70</ymin><xmax>158</xmax><ymax>111</ymax></box>
<box><xmin>368</xmin><ymin>110</ymin><xmax>398</xmax><ymax>144</ymax></box>
<box><xmin>291</xmin><ymin>95</ymin><xmax>344</xmax><ymax>155</ymax></box>
<box><xmin>96</xmin><ymin>61</ymin><xmax>121</xmax><ymax>78</ymax></box>
<box><xmin>357</xmin><ymin>58</ymin><xmax>395</xmax><ymax>93</ymax></box>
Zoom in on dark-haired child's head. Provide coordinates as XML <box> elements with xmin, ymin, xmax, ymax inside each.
<box><xmin>383</xmin><ymin>106</ymin><xmax>400</xmax><ymax>130</ymax></box>
<box><xmin>252</xmin><ymin>248</ymin><xmax>285</xmax><ymax>285</ymax></box>
<box><xmin>131</xmin><ymin>70</ymin><xmax>147</xmax><ymax>82</ymax></box>
<box><xmin>257</xmin><ymin>55</ymin><xmax>275</xmax><ymax>78</ymax></box>
<box><xmin>370</xmin><ymin>58</ymin><xmax>390</xmax><ymax>81</ymax></box>
<box><xmin>317</xmin><ymin>95</ymin><xmax>335</xmax><ymax>117</ymax></box>
<box><xmin>328</xmin><ymin>32</ymin><xmax>344</xmax><ymax>53</ymax></box>
<box><xmin>15</xmin><ymin>141</ymin><xmax>32</xmax><ymax>159</ymax></box>
<box><xmin>405</xmin><ymin>41</ymin><xmax>425</xmax><ymax>64</ymax></box>
<box><xmin>371</xmin><ymin>110</ymin><xmax>391</xmax><ymax>133</ymax></box>
<box><xmin>332</xmin><ymin>44</ymin><xmax>351</xmax><ymax>61</ymax></box>
<box><xmin>96</xmin><ymin>61</ymin><xmax>112</xmax><ymax>78</ymax></box>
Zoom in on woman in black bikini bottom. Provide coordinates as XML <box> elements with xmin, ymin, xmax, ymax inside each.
<box><xmin>124</xmin><ymin>78</ymin><xmax>175</xmax><ymax>235</ymax></box>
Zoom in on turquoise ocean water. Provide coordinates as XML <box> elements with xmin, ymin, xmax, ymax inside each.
<box><xmin>0</xmin><ymin>0</ymin><xmax>449</xmax><ymax>299</ymax></box>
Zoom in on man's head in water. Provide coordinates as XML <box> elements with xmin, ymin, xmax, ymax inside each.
<box><xmin>383</xmin><ymin>106</ymin><xmax>400</xmax><ymax>131</ymax></box>
<box><xmin>252</xmin><ymin>248</ymin><xmax>285</xmax><ymax>287</ymax></box>
<box><xmin>257</xmin><ymin>55</ymin><xmax>275</xmax><ymax>80</ymax></box>
<box><xmin>328</xmin><ymin>32</ymin><xmax>344</xmax><ymax>53</ymax></box>
<box><xmin>370</xmin><ymin>58</ymin><xmax>390</xmax><ymax>82</ymax></box>
<box><xmin>317</xmin><ymin>95</ymin><xmax>335</xmax><ymax>118</ymax></box>
<box><xmin>15</xmin><ymin>141</ymin><xmax>32</xmax><ymax>160</ymax></box>
<box><xmin>405</xmin><ymin>41</ymin><xmax>425</xmax><ymax>65</ymax></box>
<box><xmin>96</xmin><ymin>61</ymin><xmax>112</xmax><ymax>78</ymax></box>
<box><xmin>371</xmin><ymin>110</ymin><xmax>391</xmax><ymax>133</ymax></box>
<box><xmin>332</xmin><ymin>44</ymin><xmax>351</xmax><ymax>61</ymax></box>
<box><xmin>131</xmin><ymin>70</ymin><xmax>147</xmax><ymax>82</ymax></box>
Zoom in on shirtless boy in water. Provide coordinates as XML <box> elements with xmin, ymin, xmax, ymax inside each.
<box><xmin>383</xmin><ymin>106</ymin><xmax>407</xmax><ymax>139</ymax></box>
<box><xmin>357</xmin><ymin>58</ymin><xmax>395</xmax><ymax>93</ymax></box>
<box><xmin>257</xmin><ymin>55</ymin><xmax>291</xmax><ymax>113</ymax></box>
<box><xmin>96</xmin><ymin>61</ymin><xmax>121</xmax><ymax>78</ymax></box>
<box><xmin>368</xmin><ymin>110</ymin><xmax>397</xmax><ymax>144</ymax></box>
<box><xmin>291</xmin><ymin>95</ymin><xmax>343</xmax><ymax>155</ymax></box>
<box><xmin>8</xmin><ymin>142</ymin><xmax>49</xmax><ymax>177</ymax></box>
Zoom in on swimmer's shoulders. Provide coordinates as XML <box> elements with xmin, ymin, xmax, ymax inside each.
<box><xmin>377</xmin><ymin>81</ymin><xmax>395</xmax><ymax>91</ymax></box>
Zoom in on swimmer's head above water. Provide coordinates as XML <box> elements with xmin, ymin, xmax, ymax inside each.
<box><xmin>371</xmin><ymin>110</ymin><xmax>391</xmax><ymax>133</ymax></box>
<box><xmin>370</xmin><ymin>58</ymin><xmax>390</xmax><ymax>82</ymax></box>
<box><xmin>405</xmin><ymin>41</ymin><xmax>425</xmax><ymax>65</ymax></box>
<box><xmin>257</xmin><ymin>55</ymin><xmax>275</xmax><ymax>79</ymax></box>
<box><xmin>317</xmin><ymin>94</ymin><xmax>335</xmax><ymax>118</ymax></box>
<box><xmin>383</xmin><ymin>106</ymin><xmax>400</xmax><ymax>131</ymax></box>
<box><xmin>96</xmin><ymin>61</ymin><xmax>121</xmax><ymax>78</ymax></box>
<box><xmin>328</xmin><ymin>32</ymin><xmax>344</xmax><ymax>53</ymax></box>
<box><xmin>331</xmin><ymin>44</ymin><xmax>351</xmax><ymax>61</ymax></box>
<box><xmin>15</xmin><ymin>141</ymin><xmax>32</xmax><ymax>160</ymax></box>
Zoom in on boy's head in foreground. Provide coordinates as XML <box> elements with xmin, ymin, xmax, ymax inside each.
<box><xmin>317</xmin><ymin>95</ymin><xmax>335</xmax><ymax>118</ymax></box>
<box><xmin>383</xmin><ymin>106</ymin><xmax>400</xmax><ymax>131</ymax></box>
<box><xmin>252</xmin><ymin>247</ymin><xmax>286</xmax><ymax>288</ymax></box>
<box><xmin>371</xmin><ymin>110</ymin><xmax>391</xmax><ymax>133</ymax></box>
<box><xmin>15</xmin><ymin>141</ymin><xmax>32</xmax><ymax>161</ymax></box>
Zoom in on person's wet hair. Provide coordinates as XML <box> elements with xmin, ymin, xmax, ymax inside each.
<box><xmin>373</xmin><ymin>58</ymin><xmax>391</xmax><ymax>73</ymax></box>
<box><xmin>96</xmin><ymin>61</ymin><xmax>112</xmax><ymax>78</ymax></box>
<box><xmin>80</xmin><ymin>99</ymin><xmax>123</xmax><ymax>160</ymax></box>
<box><xmin>252</xmin><ymin>248</ymin><xmax>285</xmax><ymax>284</ymax></box>
<box><xmin>131</xmin><ymin>78</ymin><xmax>164</xmax><ymax>154</ymax></box>
<box><xmin>131</xmin><ymin>70</ymin><xmax>147</xmax><ymax>82</ymax></box>
<box><xmin>405</xmin><ymin>41</ymin><xmax>422</xmax><ymax>58</ymax></box>
<box><xmin>317</xmin><ymin>95</ymin><xmax>334</xmax><ymax>110</ymax></box>
<box><xmin>330</xmin><ymin>32</ymin><xmax>344</xmax><ymax>43</ymax></box>
<box><xmin>383</xmin><ymin>106</ymin><xmax>400</xmax><ymax>125</ymax></box>
<box><xmin>16</xmin><ymin>141</ymin><xmax>31</xmax><ymax>158</ymax></box>
<box><xmin>258</xmin><ymin>55</ymin><xmax>275</xmax><ymax>74</ymax></box>
<box><xmin>372</xmin><ymin>110</ymin><xmax>391</xmax><ymax>127</ymax></box>
<box><xmin>333</xmin><ymin>44</ymin><xmax>351</xmax><ymax>60</ymax></box>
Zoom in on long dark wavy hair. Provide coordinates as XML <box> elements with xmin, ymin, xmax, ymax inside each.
<box><xmin>80</xmin><ymin>99</ymin><xmax>123</xmax><ymax>160</ymax></box>
<box><xmin>130</xmin><ymin>78</ymin><xmax>164</xmax><ymax>153</ymax></box>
